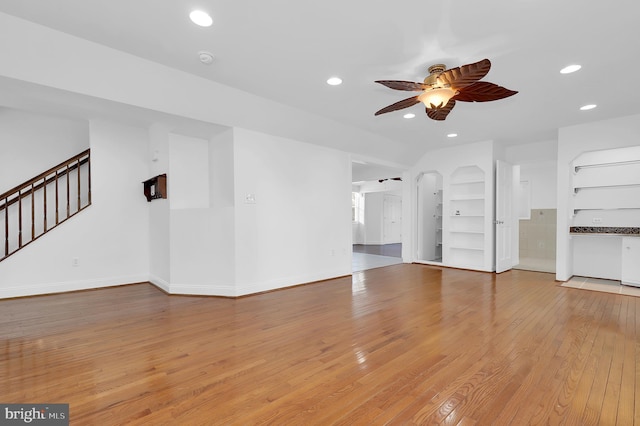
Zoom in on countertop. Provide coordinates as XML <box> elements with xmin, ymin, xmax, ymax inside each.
<box><xmin>570</xmin><ymin>226</ymin><xmax>640</xmax><ymax>236</ymax></box>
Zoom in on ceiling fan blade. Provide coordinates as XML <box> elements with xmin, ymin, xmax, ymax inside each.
<box><xmin>375</xmin><ymin>80</ymin><xmax>428</xmax><ymax>91</ymax></box>
<box><xmin>453</xmin><ymin>81</ymin><xmax>518</xmax><ymax>102</ymax></box>
<box><xmin>438</xmin><ymin>58</ymin><xmax>491</xmax><ymax>89</ymax></box>
<box><xmin>375</xmin><ymin>96</ymin><xmax>421</xmax><ymax>116</ymax></box>
<box><xmin>425</xmin><ymin>99</ymin><xmax>456</xmax><ymax>121</ymax></box>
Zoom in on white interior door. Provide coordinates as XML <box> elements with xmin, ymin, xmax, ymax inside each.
<box><xmin>383</xmin><ymin>194</ymin><xmax>402</xmax><ymax>244</ymax></box>
<box><xmin>496</xmin><ymin>160</ymin><xmax>514</xmax><ymax>273</ymax></box>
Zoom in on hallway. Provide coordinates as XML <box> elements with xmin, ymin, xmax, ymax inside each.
<box><xmin>352</xmin><ymin>243</ymin><xmax>403</xmax><ymax>272</ymax></box>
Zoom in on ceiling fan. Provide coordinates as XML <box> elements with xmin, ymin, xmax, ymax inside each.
<box><xmin>374</xmin><ymin>58</ymin><xmax>517</xmax><ymax>121</ymax></box>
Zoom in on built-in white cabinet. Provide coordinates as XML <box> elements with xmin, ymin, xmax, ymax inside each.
<box><xmin>622</xmin><ymin>237</ymin><xmax>640</xmax><ymax>287</ymax></box>
<box><xmin>410</xmin><ymin>141</ymin><xmax>496</xmax><ymax>272</ymax></box>
<box><xmin>569</xmin><ymin>147</ymin><xmax>640</xmax><ymax>281</ymax></box>
<box><xmin>449</xmin><ymin>166</ymin><xmax>486</xmax><ymax>270</ymax></box>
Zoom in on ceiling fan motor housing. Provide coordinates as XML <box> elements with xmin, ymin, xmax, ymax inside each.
<box><xmin>424</xmin><ymin>64</ymin><xmax>446</xmax><ymax>86</ymax></box>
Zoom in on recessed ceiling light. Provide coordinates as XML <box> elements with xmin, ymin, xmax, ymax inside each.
<box><xmin>580</xmin><ymin>104</ymin><xmax>597</xmax><ymax>111</ymax></box>
<box><xmin>190</xmin><ymin>10</ymin><xmax>213</xmax><ymax>27</ymax></box>
<box><xmin>403</xmin><ymin>113</ymin><xmax>416</xmax><ymax>119</ymax></box>
<box><xmin>447</xmin><ymin>133</ymin><xmax>458</xmax><ymax>138</ymax></box>
<box><xmin>327</xmin><ymin>77</ymin><xmax>342</xmax><ymax>86</ymax></box>
<box><xmin>560</xmin><ymin>64</ymin><xmax>581</xmax><ymax>74</ymax></box>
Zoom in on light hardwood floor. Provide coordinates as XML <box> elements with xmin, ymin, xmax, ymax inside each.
<box><xmin>2</xmin><ymin>264</ymin><xmax>638</xmax><ymax>425</ymax></box>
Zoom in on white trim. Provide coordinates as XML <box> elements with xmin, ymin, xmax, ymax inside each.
<box><xmin>235</xmin><ymin>268</ymin><xmax>351</xmax><ymax>297</ymax></box>
<box><xmin>0</xmin><ymin>274</ymin><xmax>149</xmax><ymax>299</ymax></box>
<box><xmin>148</xmin><ymin>275</ymin><xmax>170</xmax><ymax>293</ymax></box>
<box><xmin>169</xmin><ymin>283</ymin><xmax>236</xmax><ymax>297</ymax></box>
<box><xmin>0</xmin><ymin>270</ymin><xmax>352</xmax><ymax>299</ymax></box>
<box><xmin>154</xmin><ymin>269</ymin><xmax>351</xmax><ymax>297</ymax></box>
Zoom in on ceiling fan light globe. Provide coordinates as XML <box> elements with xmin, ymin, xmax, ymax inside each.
<box><xmin>418</xmin><ymin>88</ymin><xmax>456</xmax><ymax>110</ymax></box>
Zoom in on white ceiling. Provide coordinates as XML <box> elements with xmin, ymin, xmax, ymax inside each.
<box><xmin>1</xmin><ymin>0</ymin><xmax>639</xmax><ymax>175</ymax></box>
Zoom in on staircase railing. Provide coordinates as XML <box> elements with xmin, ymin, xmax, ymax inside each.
<box><xmin>1</xmin><ymin>149</ymin><xmax>91</xmax><ymax>261</ymax></box>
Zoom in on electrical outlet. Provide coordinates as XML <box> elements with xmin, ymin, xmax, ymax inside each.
<box><xmin>72</xmin><ymin>257</ymin><xmax>79</xmax><ymax>267</ymax></box>
<box><xmin>592</xmin><ymin>217</ymin><xmax>603</xmax><ymax>224</ymax></box>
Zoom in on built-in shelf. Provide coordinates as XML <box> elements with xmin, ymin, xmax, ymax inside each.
<box><xmin>448</xmin><ymin>165</ymin><xmax>487</xmax><ymax>271</ymax></box>
<box><xmin>573</xmin><ymin>183</ymin><xmax>640</xmax><ymax>194</ymax></box>
<box><xmin>450</xmin><ymin>195</ymin><xmax>484</xmax><ymax>200</ymax></box>
<box><xmin>574</xmin><ymin>207</ymin><xmax>640</xmax><ymax>215</ymax></box>
<box><xmin>451</xmin><ymin>178</ymin><xmax>484</xmax><ymax>185</ymax></box>
<box><xmin>450</xmin><ymin>245</ymin><xmax>484</xmax><ymax>251</ymax></box>
<box><xmin>574</xmin><ymin>159</ymin><xmax>640</xmax><ymax>173</ymax></box>
<box><xmin>571</xmin><ymin>151</ymin><xmax>640</xmax><ymax>228</ymax></box>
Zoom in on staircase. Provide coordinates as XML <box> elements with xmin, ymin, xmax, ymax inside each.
<box><xmin>1</xmin><ymin>149</ymin><xmax>91</xmax><ymax>262</ymax></box>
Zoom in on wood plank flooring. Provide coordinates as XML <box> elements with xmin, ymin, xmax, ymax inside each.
<box><xmin>1</xmin><ymin>264</ymin><xmax>638</xmax><ymax>425</ymax></box>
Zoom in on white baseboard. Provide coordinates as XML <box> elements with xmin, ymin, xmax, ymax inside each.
<box><xmin>235</xmin><ymin>268</ymin><xmax>351</xmax><ymax>297</ymax></box>
<box><xmin>161</xmin><ymin>268</ymin><xmax>351</xmax><ymax>297</ymax></box>
<box><xmin>168</xmin><ymin>283</ymin><xmax>236</xmax><ymax>297</ymax></box>
<box><xmin>148</xmin><ymin>275</ymin><xmax>170</xmax><ymax>293</ymax></box>
<box><xmin>0</xmin><ymin>274</ymin><xmax>149</xmax><ymax>299</ymax></box>
<box><xmin>1</xmin><ymin>270</ymin><xmax>352</xmax><ymax>299</ymax></box>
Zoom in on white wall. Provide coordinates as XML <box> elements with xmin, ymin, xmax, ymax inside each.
<box><xmin>203</xmin><ymin>129</ymin><xmax>236</xmax><ymax>292</ymax></box>
<box><xmin>0</xmin><ymin>107</ymin><xmax>88</xmax><ymax>190</ymax></box>
<box><xmin>164</xmin><ymin>129</ymin><xmax>236</xmax><ymax>296</ymax></box>
<box><xmin>169</xmin><ymin>134</ymin><xmax>210</xmax><ymax>210</ymax></box>
<box><xmin>557</xmin><ymin>113</ymin><xmax>640</xmax><ymax>281</ymax></box>
<box><xmin>168</xmin><ymin>133</ymin><xmax>214</xmax><ymax>293</ymax></box>
<box><xmin>233</xmin><ymin>128</ymin><xmax>352</xmax><ymax>295</ymax></box>
<box><xmin>0</xmin><ymin>12</ymin><xmax>394</xmax><ymax>298</ymax></box>
<box><xmin>506</xmin><ymin>140</ymin><xmax>558</xmax><ymax>209</ymax></box>
<box><xmin>1</xmin><ymin>115</ymin><xmax>352</xmax><ymax>298</ymax></box>
<box><xmin>519</xmin><ymin>163</ymin><xmax>557</xmax><ymax>209</ymax></box>
<box><xmin>0</xmin><ymin>119</ymin><xmax>150</xmax><ymax>297</ymax></box>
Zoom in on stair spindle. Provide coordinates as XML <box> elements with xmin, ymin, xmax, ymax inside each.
<box><xmin>18</xmin><ymin>190</ymin><xmax>22</xmax><ymax>248</ymax></box>
<box><xmin>4</xmin><ymin>196</ymin><xmax>8</xmax><ymax>256</ymax></box>
<box><xmin>77</xmin><ymin>158</ymin><xmax>81</xmax><ymax>212</ymax></box>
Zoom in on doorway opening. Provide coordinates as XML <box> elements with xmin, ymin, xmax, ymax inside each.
<box><xmin>512</xmin><ymin>162</ymin><xmax>557</xmax><ymax>274</ymax></box>
<box><xmin>416</xmin><ymin>171</ymin><xmax>443</xmax><ymax>264</ymax></box>
<box><xmin>351</xmin><ymin>161</ymin><xmax>404</xmax><ymax>272</ymax></box>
